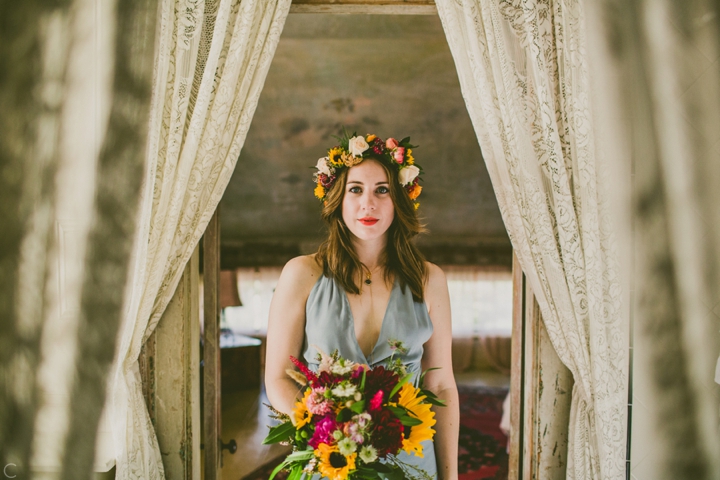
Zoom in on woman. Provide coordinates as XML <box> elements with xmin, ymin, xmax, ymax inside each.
<box><xmin>265</xmin><ymin>133</ymin><xmax>459</xmax><ymax>479</ymax></box>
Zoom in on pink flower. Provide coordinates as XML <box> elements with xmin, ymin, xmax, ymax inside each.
<box><xmin>369</xmin><ymin>390</ymin><xmax>384</xmax><ymax>412</ymax></box>
<box><xmin>306</xmin><ymin>387</ymin><xmax>333</xmax><ymax>416</ymax></box>
<box><xmin>385</xmin><ymin>138</ymin><xmax>399</xmax><ymax>150</ymax></box>
<box><xmin>343</xmin><ymin>421</ymin><xmax>364</xmax><ymax>445</ymax></box>
<box><xmin>393</xmin><ymin>147</ymin><xmax>405</xmax><ymax>164</ymax></box>
<box><xmin>351</xmin><ymin>364</ymin><xmax>367</xmax><ymax>380</ymax></box>
<box><xmin>308</xmin><ymin>414</ymin><xmax>337</xmax><ymax>448</ymax></box>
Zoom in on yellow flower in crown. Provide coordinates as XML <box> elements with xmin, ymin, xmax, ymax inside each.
<box><xmin>406</xmin><ymin>148</ymin><xmax>415</xmax><ymax>165</ymax></box>
<box><xmin>314</xmin><ymin>182</ymin><xmax>325</xmax><ymax>200</ymax></box>
<box><xmin>316</xmin><ymin>443</ymin><xmax>357</xmax><ymax>480</ymax></box>
<box><xmin>293</xmin><ymin>389</ymin><xmax>313</xmax><ymax>428</ymax></box>
<box><xmin>311</xmin><ymin>128</ymin><xmax>424</xmax><ymax>206</ymax></box>
<box><xmin>328</xmin><ymin>147</ymin><xmax>344</xmax><ymax>168</ymax></box>
<box><xmin>397</xmin><ymin>382</ymin><xmax>437</xmax><ymax>458</ymax></box>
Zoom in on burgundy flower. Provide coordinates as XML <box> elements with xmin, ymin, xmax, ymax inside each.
<box><xmin>319</xmin><ymin>173</ymin><xmax>336</xmax><ymax>189</ymax></box>
<box><xmin>364</xmin><ymin>366</ymin><xmax>400</xmax><ymax>402</ymax></box>
<box><xmin>308</xmin><ymin>414</ymin><xmax>338</xmax><ymax>449</ymax></box>
<box><xmin>370</xmin><ymin>409</ymin><xmax>404</xmax><ymax>456</ymax></box>
<box><xmin>317</xmin><ymin>370</ymin><xmax>343</xmax><ymax>387</ymax></box>
<box><xmin>372</xmin><ymin>138</ymin><xmax>385</xmax><ymax>155</ymax></box>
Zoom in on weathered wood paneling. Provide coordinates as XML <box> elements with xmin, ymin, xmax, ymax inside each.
<box><xmin>203</xmin><ymin>210</ymin><xmax>221</xmax><ymax>480</ymax></box>
<box><xmin>141</xmin><ymin>247</ymin><xmax>201</xmax><ymax>480</ymax></box>
<box><xmin>508</xmin><ymin>253</ymin><xmax>523</xmax><ymax>479</ymax></box>
<box><xmin>290</xmin><ymin>0</ymin><xmax>436</xmax><ymax>14</ymax></box>
<box><xmin>523</xmin><ymin>287</ymin><xmax>573</xmax><ymax>479</ymax></box>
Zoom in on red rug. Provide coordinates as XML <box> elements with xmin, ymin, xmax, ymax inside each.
<box><xmin>242</xmin><ymin>385</ymin><xmax>509</xmax><ymax>480</ymax></box>
<box><xmin>457</xmin><ymin>385</ymin><xmax>508</xmax><ymax>480</ymax></box>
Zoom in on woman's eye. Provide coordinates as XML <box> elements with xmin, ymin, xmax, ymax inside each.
<box><xmin>376</xmin><ymin>186</ymin><xmax>390</xmax><ymax>194</ymax></box>
<box><xmin>349</xmin><ymin>186</ymin><xmax>362</xmax><ymax>194</ymax></box>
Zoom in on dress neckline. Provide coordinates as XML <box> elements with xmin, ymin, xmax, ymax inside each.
<box><xmin>341</xmin><ymin>277</ymin><xmax>398</xmax><ymax>364</ymax></box>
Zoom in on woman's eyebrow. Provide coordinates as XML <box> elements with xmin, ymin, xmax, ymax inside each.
<box><xmin>346</xmin><ymin>180</ymin><xmax>389</xmax><ymax>185</ymax></box>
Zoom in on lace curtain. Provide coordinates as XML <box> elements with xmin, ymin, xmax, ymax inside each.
<box><xmin>109</xmin><ymin>0</ymin><xmax>290</xmax><ymax>478</ymax></box>
<box><xmin>436</xmin><ymin>1</ymin><xmax>628</xmax><ymax>478</ymax></box>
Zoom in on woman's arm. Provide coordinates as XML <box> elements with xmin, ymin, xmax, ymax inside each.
<box><xmin>422</xmin><ymin>263</ymin><xmax>459</xmax><ymax>480</ymax></box>
<box><xmin>264</xmin><ymin>256</ymin><xmax>320</xmax><ymax>415</ymax></box>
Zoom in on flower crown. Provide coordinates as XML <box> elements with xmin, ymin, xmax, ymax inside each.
<box><xmin>312</xmin><ymin>131</ymin><xmax>424</xmax><ymax>209</ymax></box>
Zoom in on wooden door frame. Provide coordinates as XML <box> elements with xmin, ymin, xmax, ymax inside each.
<box><xmin>139</xmin><ymin>2</ymin><xmax>576</xmax><ymax>479</ymax></box>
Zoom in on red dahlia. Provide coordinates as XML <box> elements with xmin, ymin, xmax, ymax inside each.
<box><xmin>364</xmin><ymin>366</ymin><xmax>400</xmax><ymax>401</ymax></box>
<box><xmin>370</xmin><ymin>408</ymin><xmax>404</xmax><ymax>456</ymax></box>
<box><xmin>317</xmin><ymin>370</ymin><xmax>342</xmax><ymax>387</ymax></box>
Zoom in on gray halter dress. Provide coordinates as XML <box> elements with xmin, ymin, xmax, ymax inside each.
<box><xmin>303</xmin><ymin>275</ymin><xmax>438</xmax><ymax>479</ymax></box>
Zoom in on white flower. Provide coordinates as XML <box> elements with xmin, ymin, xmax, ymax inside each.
<box><xmin>348</xmin><ymin>136</ymin><xmax>370</xmax><ymax>157</ymax></box>
<box><xmin>398</xmin><ymin>165</ymin><xmax>420</xmax><ymax>185</ymax></box>
<box><xmin>331</xmin><ymin>383</ymin><xmax>357</xmax><ymax>397</ymax></box>
<box><xmin>338</xmin><ymin>437</ymin><xmax>358</xmax><ymax>456</ymax></box>
<box><xmin>330</xmin><ymin>360</ymin><xmax>355</xmax><ymax>375</ymax></box>
<box><xmin>359</xmin><ymin>445</ymin><xmax>378</xmax><ymax>463</ymax></box>
<box><xmin>354</xmin><ymin>413</ymin><xmax>371</xmax><ymax>428</ymax></box>
<box><xmin>315</xmin><ymin>157</ymin><xmax>332</xmax><ymax>176</ymax></box>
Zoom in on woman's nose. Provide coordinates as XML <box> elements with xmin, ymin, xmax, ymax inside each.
<box><xmin>361</xmin><ymin>191</ymin><xmax>376</xmax><ymax>210</ymax></box>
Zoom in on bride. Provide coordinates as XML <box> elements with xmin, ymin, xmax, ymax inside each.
<box><xmin>265</xmin><ymin>133</ymin><xmax>459</xmax><ymax>479</ymax></box>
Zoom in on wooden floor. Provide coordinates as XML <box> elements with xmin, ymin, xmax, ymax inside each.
<box><xmin>219</xmin><ymin>370</ymin><xmax>510</xmax><ymax>480</ymax></box>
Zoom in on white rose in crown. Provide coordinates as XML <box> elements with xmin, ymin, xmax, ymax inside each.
<box><xmin>348</xmin><ymin>136</ymin><xmax>370</xmax><ymax>157</ymax></box>
<box><xmin>316</xmin><ymin>157</ymin><xmax>332</xmax><ymax>176</ymax></box>
<box><xmin>398</xmin><ymin>165</ymin><xmax>420</xmax><ymax>185</ymax></box>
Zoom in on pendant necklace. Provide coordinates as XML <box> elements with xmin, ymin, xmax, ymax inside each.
<box><xmin>365</xmin><ymin>271</ymin><xmax>372</xmax><ymax>285</ymax></box>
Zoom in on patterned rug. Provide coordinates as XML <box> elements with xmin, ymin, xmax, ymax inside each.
<box><xmin>457</xmin><ymin>385</ymin><xmax>509</xmax><ymax>480</ymax></box>
<box><xmin>241</xmin><ymin>385</ymin><xmax>509</xmax><ymax>480</ymax></box>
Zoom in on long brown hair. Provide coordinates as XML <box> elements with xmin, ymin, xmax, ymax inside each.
<box><xmin>315</xmin><ymin>158</ymin><xmax>428</xmax><ymax>302</ymax></box>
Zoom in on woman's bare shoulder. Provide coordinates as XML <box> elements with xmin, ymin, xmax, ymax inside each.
<box><xmin>424</xmin><ymin>261</ymin><xmax>447</xmax><ymax>286</ymax></box>
<box><xmin>279</xmin><ymin>254</ymin><xmax>324</xmax><ymax>292</ymax></box>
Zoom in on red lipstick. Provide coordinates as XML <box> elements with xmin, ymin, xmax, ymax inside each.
<box><xmin>359</xmin><ymin>217</ymin><xmax>379</xmax><ymax>226</ymax></box>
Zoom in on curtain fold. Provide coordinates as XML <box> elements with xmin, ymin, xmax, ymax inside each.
<box><xmin>435</xmin><ymin>1</ymin><xmax>627</xmax><ymax>478</ymax></box>
<box><xmin>110</xmin><ymin>0</ymin><xmax>290</xmax><ymax>477</ymax></box>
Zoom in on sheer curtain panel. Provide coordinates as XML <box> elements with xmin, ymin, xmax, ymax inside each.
<box><xmin>435</xmin><ymin>1</ymin><xmax>628</xmax><ymax>478</ymax></box>
<box><xmin>110</xmin><ymin>0</ymin><xmax>290</xmax><ymax>478</ymax></box>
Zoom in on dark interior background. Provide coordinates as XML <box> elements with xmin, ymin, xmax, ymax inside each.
<box><xmin>219</xmin><ymin>14</ymin><xmax>511</xmax><ymax>268</ymax></box>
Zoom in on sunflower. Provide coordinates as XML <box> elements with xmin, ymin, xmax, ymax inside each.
<box><xmin>406</xmin><ymin>149</ymin><xmax>415</xmax><ymax>165</ymax></box>
<box><xmin>397</xmin><ymin>382</ymin><xmax>436</xmax><ymax>458</ymax></box>
<box><xmin>328</xmin><ymin>147</ymin><xmax>344</xmax><ymax>167</ymax></box>
<box><xmin>314</xmin><ymin>182</ymin><xmax>326</xmax><ymax>200</ymax></box>
<box><xmin>293</xmin><ymin>389</ymin><xmax>313</xmax><ymax>428</ymax></box>
<box><xmin>316</xmin><ymin>443</ymin><xmax>357</xmax><ymax>480</ymax></box>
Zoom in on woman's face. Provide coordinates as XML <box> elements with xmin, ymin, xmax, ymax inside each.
<box><xmin>341</xmin><ymin>159</ymin><xmax>395</xmax><ymax>242</ymax></box>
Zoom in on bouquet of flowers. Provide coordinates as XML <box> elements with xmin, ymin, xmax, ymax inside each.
<box><xmin>263</xmin><ymin>340</ymin><xmax>445</xmax><ymax>480</ymax></box>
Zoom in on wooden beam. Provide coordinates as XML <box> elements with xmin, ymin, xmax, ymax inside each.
<box><xmin>508</xmin><ymin>252</ymin><xmax>523</xmax><ymax>479</ymax></box>
<box><xmin>290</xmin><ymin>0</ymin><xmax>437</xmax><ymax>14</ymax></box>
<box><xmin>203</xmin><ymin>208</ymin><xmax>221</xmax><ymax>480</ymax></box>
<box><xmin>220</xmin><ymin>242</ymin><xmax>513</xmax><ymax>269</ymax></box>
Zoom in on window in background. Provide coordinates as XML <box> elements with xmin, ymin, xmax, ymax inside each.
<box><xmin>443</xmin><ymin>266</ymin><xmax>513</xmax><ymax>337</ymax></box>
<box><xmin>222</xmin><ymin>267</ymin><xmax>282</xmax><ymax>334</ymax></box>
<box><xmin>222</xmin><ymin>265</ymin><xmax>513</xmax><ymax>336</ymax></box>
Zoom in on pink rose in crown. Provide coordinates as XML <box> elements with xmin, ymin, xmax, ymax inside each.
<box><xmin>393</xmin><ymin>147</ymin><xmax>405</xmax><ymax>164</ymax></box>
<box><xmin>385</xmin><ymin>137</ymin><xmax>399</xmax><ymax>150</ymax></box>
